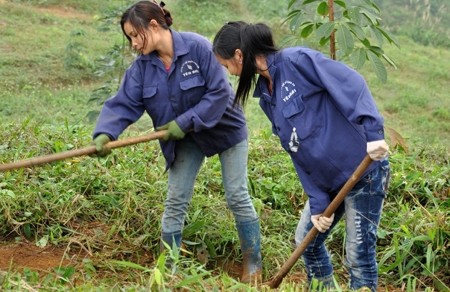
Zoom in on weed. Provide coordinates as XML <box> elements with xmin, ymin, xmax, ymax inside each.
<box><xmin>0</xmin><ymin>0</ymin><xmax>449</xmax><ymax>291</ymax></box>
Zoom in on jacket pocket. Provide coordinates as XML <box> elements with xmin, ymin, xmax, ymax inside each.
<box><xmin>179</xmin><ymin>75</ymin><xmax>205</xmax><ymax>90</ymax></box>
<box><xmin>282</xmin><ymin>96</ymin><xmax>320</xmax><ymax>140</ymax></box>
<box><xmin>143</xmin><ymin>85</ymin><xmax>157</xmax><ymax>99</ymax></box>
<box><xmin>179</xmin><ymin>75</ymin><xmax>206</xmax><ymax>107</ymax></box>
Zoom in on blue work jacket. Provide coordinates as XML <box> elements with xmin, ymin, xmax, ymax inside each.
<box><xmin>93</xmin><ymin>30</ymin><xmax>247</xmax><ymax>168</ymax></box>
<box><xmin>254</xmin><ymin>47</ymin><xmax>386</xmax><ymax>215</ymax></box>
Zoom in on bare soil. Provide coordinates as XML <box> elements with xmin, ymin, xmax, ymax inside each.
<box><xmin>0</xmin><ymin>242</ymin><xmax>77</xmax><ymax>271</ymax></box>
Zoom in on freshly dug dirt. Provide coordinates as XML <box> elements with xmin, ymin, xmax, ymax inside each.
<box><xmin>0</xmin><ymin>242</ymin><xmax>79</xmax><ymax>271</ymax></box>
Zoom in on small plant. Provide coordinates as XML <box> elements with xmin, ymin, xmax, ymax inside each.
<box><xmin>64</xmin><ymin>29</ymin><xmax>93</xmax><ymax>70</ymax></box>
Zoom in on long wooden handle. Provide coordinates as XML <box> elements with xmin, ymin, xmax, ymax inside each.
<box><xmin>0</xmin><ymin>131</ymin><xmax>167</xmax><ymax>172</ymax></box>
<box><xmin>268</xmin><ymin>155</ymin><xmax>373</xmax><ymax>288</ymax></box>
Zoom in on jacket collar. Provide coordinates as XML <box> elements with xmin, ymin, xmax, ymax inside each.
<box><xmin>254</xmin><ymin>52</ymin><xmax>279</xmax><ymax>99</ymax></box>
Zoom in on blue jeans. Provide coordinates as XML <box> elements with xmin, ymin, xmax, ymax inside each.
<box><xmin>161</xmin><ymin>136</ymin><xmax>258</xmax><ymax>234</ymax></box>
<box><xmin>295</xmin><ymin>159</ymin><xmax>390</xmax><ymax>291</ymax></box>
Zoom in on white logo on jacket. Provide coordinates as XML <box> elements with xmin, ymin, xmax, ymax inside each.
<box><xmin>281</xmin><ymin>80</ymin><xmax>297</xmax><ymax>102</ymax></box>
<box><xmin>181</xmin><ymin>60</ymin><xmax>200</xmax><ymax>77</ymax></box>
<box><xmin>289</xmin><ymin>127</ymin><xmax>299</xmax><ymax>152</ymax></box>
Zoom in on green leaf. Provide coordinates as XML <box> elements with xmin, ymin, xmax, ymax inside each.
<box><xmin>183</xmin><ymin>220</ymin><xmax>206</xmax><ymax>237</ymax></box>
<box><xmin>157</xmin><ymin>253</ymin><xmax>167</xmax><ymax>272</ymax></box>
<box><xmin>175</xmin><ymin>271</ymin><xmax>211</xmax><ymax>288</ymax></box>
<box><xmin>426</xmin><ymin>244</ymin><xmax>433</xmax><ymax>271</ymax></box>
<box><xmin>23</xmin><ymin>223</ymin><xmax>33</xmax><ymax>239</ymax></box>
<box><xmin>411</xmin><ymin>235</ymin><xmax>432</xmax><ymax>242</ymax></box>
<box><xmin>367</xmin><ymin>50</ymin><xmax>387</xmax><ymax>83</ymax></box>
<box><xmin>382</xmin><ymin>54</ymin><xmax>397</xmax><ymax>69</ymax></box>
<box><xmin>336</xmin><ymin>25</ymin><xmax>354</xmax><ymax>55</ymax></box>
<box><xmin>288</xmin><ymin>0</ymin><xmax>297</xmax><ymax>9</ymax></box>
<box><xmin>284</xmin><ymin>9</ymin><xmax>302</xmax><ymax>25</ymax></box>
<box><xmin>0</xmin><ymin>189</ymin><xmax>15</xmax><ymax>198</ymax></box>
<box><xmin>345</xmin><ymin>7</ymin><xmax>362</xmax><ymax>23</ymax></box>
<box><xmin>154</xmin><ymin>268</ymin><xmax>163</xmax><ymax>286</ymax></box>
<box><xmin>334</xmin><ymin>0</ymin><xmax>346</xmax><ymax>8</ymax></box>
<box><xmin>377</xmin><ymin>27</ymin><xmax>400</xmax><ymax>47</ymax></box>
<box><xmin>346</xmin><ymin>22</ymin><xmax>366</xmax><ymax>40</ymax></box>
<box><xmin>404</xmin><ymin>257</ymin><xmax>418</xmax><ymax>272</ymax></box>
<box><xmin>317</xmin><ymin>1</ymin><xmax>328</xmax><ymax>16</ymax></box>
<box><xmin>361</xmin><ymin>38</ymin><xmax>371</xmax><ymax>47</ymax></box>
<box><xmin>36</xmin><ymin>235</ymin><xmax>49</xmax><ymax>247</ymax></box>
<box><xmin>300</xmin><ymin>23</ymin><xmax>315</xmax><ymax>38</ymax></box>
<box><xmin>350</xmin><ymin>48</ymin><xmax>366</xmax><ymax>69</ymax></box>
<box><xmin>319</xmin><ymin>36</ymin><xmax>330</xmax><ymax>46</ymax></box>
<box><xmin>369</xmin><ymin>45</ymin><xmax>384</xmax><ymax>55</ymax></box>
<box><xmin>400</xmin><ymin>224</ymin><xmax>411</xmax><ymax>237</ymax></box>
<box><xmin>111</xmin><ymin>260</ymin><xmax>152</xmax><ymax>272</ymax></box>
<box><xmin>302</xmin><ymin>0</ymin><xmax>320</xmax><ymax>5</ymax></box>
<box><xmin>378</xmin><ymin>245</ymin><xmax>400</xmax><ymax>273</ymax></box>
<box><xmin>361</xmin><ymin>9</ymin><xmax>380</xmax><ymax>25</ymax></box>
<box><xmin>55</xmin><ymin>266</ymin><xmax>76</xmax><ymax>282</ymax></box>
<box><xmin>192</xmin><ymin>208</ymin><xmax>202</xmax><ymax>221</ymax></box>
<box><xmin>315</xmin><ymin>22</ymin><xmax>334</xmax><ymax>39</ymax></box>
<box><xmin>362</xmin><ymin>0</ymin><xmax>381</xmax><ymax>13</ymax></box>
<box><xmin>369</xmin><ymin>26</ymin><xmax>384</xmax><ymax>46</ymax></box>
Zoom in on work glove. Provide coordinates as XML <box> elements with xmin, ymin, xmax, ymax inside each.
<box><xmin>311</xmin><ymin>213</ymin><xmax>335</xmax><ymax>233</ymax></box>
<box><xmin>156</xmin><ymin>120</ymin><xmax>186</xmax><ymax>141</ymax></box>
<box><xmin>367</xmin><ymin>139</ymin><xmax>389</xmax><ymax>161</ymax></box>
<box><xmin>92</xmin><ymin>134</ymin><xmax>111</xmax><ymax>157</ymax></box>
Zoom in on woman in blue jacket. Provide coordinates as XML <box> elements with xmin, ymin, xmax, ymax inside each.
<box><xmin>213</xmin><ymin>21</ymin><xmax>390</xmax><ymax>291</ymax></box>
<box><xmin>92</xmin><ymin>3</ymin><xmax>261</xmax><ymax>284</ymax></box>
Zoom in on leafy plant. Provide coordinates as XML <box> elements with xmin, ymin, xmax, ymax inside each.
<box><xmin>285</xmin><ymin>0</ymin><xmax>399</xmax><ymax>82</ymax></box>
<box><xmin>0</xmin><ymin>0</ymin><xmax>449</xmax><ymax>291</ymax></box>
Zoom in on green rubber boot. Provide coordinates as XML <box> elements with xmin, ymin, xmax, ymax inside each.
<box><xmin>236</xmin><ymin>218</ymin><xmax>262</xmax><ymax>285</ymax></box>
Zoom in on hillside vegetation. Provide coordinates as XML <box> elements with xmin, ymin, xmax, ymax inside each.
<box><xmin>0</xmin><ymin>0</ymin><xmax>448</xmax><ymax>291</ymax></box>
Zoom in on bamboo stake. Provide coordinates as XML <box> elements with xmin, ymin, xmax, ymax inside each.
<box><xmin>268</xmin><ymin>155</ymin><xmax>373</xmax><ymax>288</ymax></box>
<box><xmin>0</xmin><ymin>131</ymin><xmax>166</xmax><ymax>172</ymax></box>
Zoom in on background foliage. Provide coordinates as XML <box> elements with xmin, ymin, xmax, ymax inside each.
<box><xmin>0</xmin><ymin>0</ymin><xmax>449</xmax><ymax>291</ymax></box>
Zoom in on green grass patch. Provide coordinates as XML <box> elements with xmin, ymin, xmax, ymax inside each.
<box><xmin>0</xmin><ymin>0</ymin><xmax>449</xmax><ymax>291</ymax></box>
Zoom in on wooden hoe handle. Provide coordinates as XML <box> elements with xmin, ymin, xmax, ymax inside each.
<box><xmin>0</xmin><ymin>131</ymin><xmax>167</xmax><ymax>172</ymax></box>
<box><xmin>268</xmin><ymin>155</ymin><xmax>373</xmax><ymax>288</ymax></box>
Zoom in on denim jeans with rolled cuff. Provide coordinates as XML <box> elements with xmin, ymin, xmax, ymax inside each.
<box><xmin>161</xmin><ymin>136</ymin><xmax>258</xmax><ymax>235</ymax></box>
<box><xmin>295</xmin><ymin>159</ymin><xmax>390</xmax><ymax>292</ymax></box>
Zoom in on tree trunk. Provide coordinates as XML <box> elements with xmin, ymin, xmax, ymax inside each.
<box><xmin>328</xmin><ymin>0</ymin><xmax>336</xmax><ymax>60</ymax></box>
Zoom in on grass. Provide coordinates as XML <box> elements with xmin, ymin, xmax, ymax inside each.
<box><xmin>0</xmin><ymin>0</ymin><xmax>449</xmax><ymax>291</ymax></box>
<box><xmin>358</xmin><ymin>35</ymin><xmax>450</xmax><ymax>146</ymax></box>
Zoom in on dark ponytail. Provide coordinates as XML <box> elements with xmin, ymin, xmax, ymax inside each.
<box><xmin>213</xmin><ymin>22</ymin><xmax>277</xmax><ymax>107</ymax></box>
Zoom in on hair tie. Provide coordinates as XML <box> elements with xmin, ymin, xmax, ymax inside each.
<box><xmin>151</xmin><ymin>0</ymin><xmax>166</xmax><ymax>15</ymax></box>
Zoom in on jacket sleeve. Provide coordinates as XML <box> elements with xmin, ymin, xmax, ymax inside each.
<box><xmin>291</xmin><ymin>50</ymin><xmax>385</xmax><ymax>142</ymax></box>
<box><xmin>175</xmin><ymin>40</ymin><xmax>231</xmax><ymax>133</ymax></box>
<box><xmin>93</xmin><ymin>64</ymin><xmax>146</xmax><ymax>140</ymax></box>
